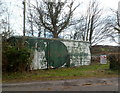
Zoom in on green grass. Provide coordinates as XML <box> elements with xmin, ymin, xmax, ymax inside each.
<box><xmin>2</xmin><ymin>63</ymin><xmax>118</xmax><ymax>83</ymax></box>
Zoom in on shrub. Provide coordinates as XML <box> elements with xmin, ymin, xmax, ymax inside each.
<box><xmin>2</xmin><ymin>39</ymin><xmax>33</xmax><ymax>73</ymax></box>
<box><xmin>108</xmin><ymin>54</ymin><xmax>120</xmax><ymax>70</ymax></box>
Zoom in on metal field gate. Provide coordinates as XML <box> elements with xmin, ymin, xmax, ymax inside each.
<box><xmin>9</xmin><ymin>37</ymin><xmax>91</xmax><ymax>70</ymax></box>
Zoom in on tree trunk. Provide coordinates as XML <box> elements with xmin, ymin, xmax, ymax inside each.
<box><xmin>53</xmin><ymin>32</ymin><xmax>58</xmax><ymax>38</ymax></box>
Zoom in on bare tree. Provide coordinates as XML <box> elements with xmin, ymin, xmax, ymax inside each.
<box><xmin>0</xmin><ymin>1</ymin><xmax>14</xmax><ymax>39</ymax></box>
<box><xmin>26</xmin><ymin>0</ymin><xmax>34</xmax><ymax>36</ymax></box>
<box><xmin>108</xmin><ymin>10</ymin><xmax>120</xmax><ymax>44</ymax></box>
<box><xmin>113</xmin><ymin>11</ymin><xmax>120</xmax><ymax>33</ymax></box>
<box><xmin>73</xmin><ymin>0</ymin><xmax>113</xmax><ymax>46</ymax></box>
<box><xmin>0</xmin><ymin>0</ymin><xmax>5</xmax><ymax>31</ymax></box>
<box><xmin>28</xmin><ymin>0</ymin><xmax>80</xmax><ymax>38</ymax></box>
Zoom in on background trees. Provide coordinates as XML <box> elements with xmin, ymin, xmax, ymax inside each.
<box><xmin>25</xmin><ymin>0</ymin><xmax>119</xmax><ymax>46</ymax></box>
<box><xmin>1</xmin><ymin>0</ymin><xmax>118</xmax><ymax>46</ymax></box>
<box><xmin>109</xmin><ymin>10</ymin><xmax>120</xmax><ymax>44</ymax></box>
<box><xmin>26</xmin><ymin>0</ymin><xmax>80</xmax><ymax>38</ymax></box>
<box><xmin>0</xmin><ymin>0</ymin><xmax>14</xmax><ymax>40</ymax></box>
<box><xmin>73</xmin><ymin>0</ymin><xmax>114</xmax><ymax>46</ymax></box>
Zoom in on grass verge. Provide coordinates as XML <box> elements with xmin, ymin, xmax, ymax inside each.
<box><xmin>2</xmin><ymin>63</ymin><xmax>118</xmax><ymax>83</ymax></box>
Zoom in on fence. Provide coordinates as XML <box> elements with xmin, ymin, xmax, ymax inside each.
<box><xmin>9</xmin><ymin>36</ymin><xmax>91</xmax><ymax>70</ymax></box>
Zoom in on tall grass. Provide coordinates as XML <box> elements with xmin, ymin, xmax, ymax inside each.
<box><xmin>3</xmin><ymin>63</ymin><xmax>118</xmax><ymax>83</ymax></box>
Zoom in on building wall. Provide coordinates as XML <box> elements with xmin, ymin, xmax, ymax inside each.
<box><xmin>27</xmin><ymin>38</ymin><xmax>91</xmax><ymax>70</ymax></box>
<box><xmin>62</xmin><ymin>40</ymin><xmax>91</xmax><ymax>67</ymax></box>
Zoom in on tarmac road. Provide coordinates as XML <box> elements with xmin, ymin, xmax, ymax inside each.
<box><xmin>2</xmin><ymin>77</ymin><xmax>119</xmax><ymax>91</ymax></box>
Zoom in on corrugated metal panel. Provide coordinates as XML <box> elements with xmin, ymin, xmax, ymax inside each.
<box><xmin>9</xmin><ymin>37</ymin><xmax>91</xmax><ymax>70</ymax></box>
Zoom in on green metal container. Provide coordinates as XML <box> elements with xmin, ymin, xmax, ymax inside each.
<box><xmin>8</xmin><ymin>36</ymin><xmax>91</xmax><ymax>70</ymax></box>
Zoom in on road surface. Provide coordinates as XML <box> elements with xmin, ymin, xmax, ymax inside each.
<box><xmin>2</xmin><ymin>77</ymin><xmax>119</xmax><ymax>91</ymax></box>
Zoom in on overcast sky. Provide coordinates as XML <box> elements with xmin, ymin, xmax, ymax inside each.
<box><xmin>2</xmin><ymin>0</ymin><xmax>120</xmax><ymax>46</ymax></box>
